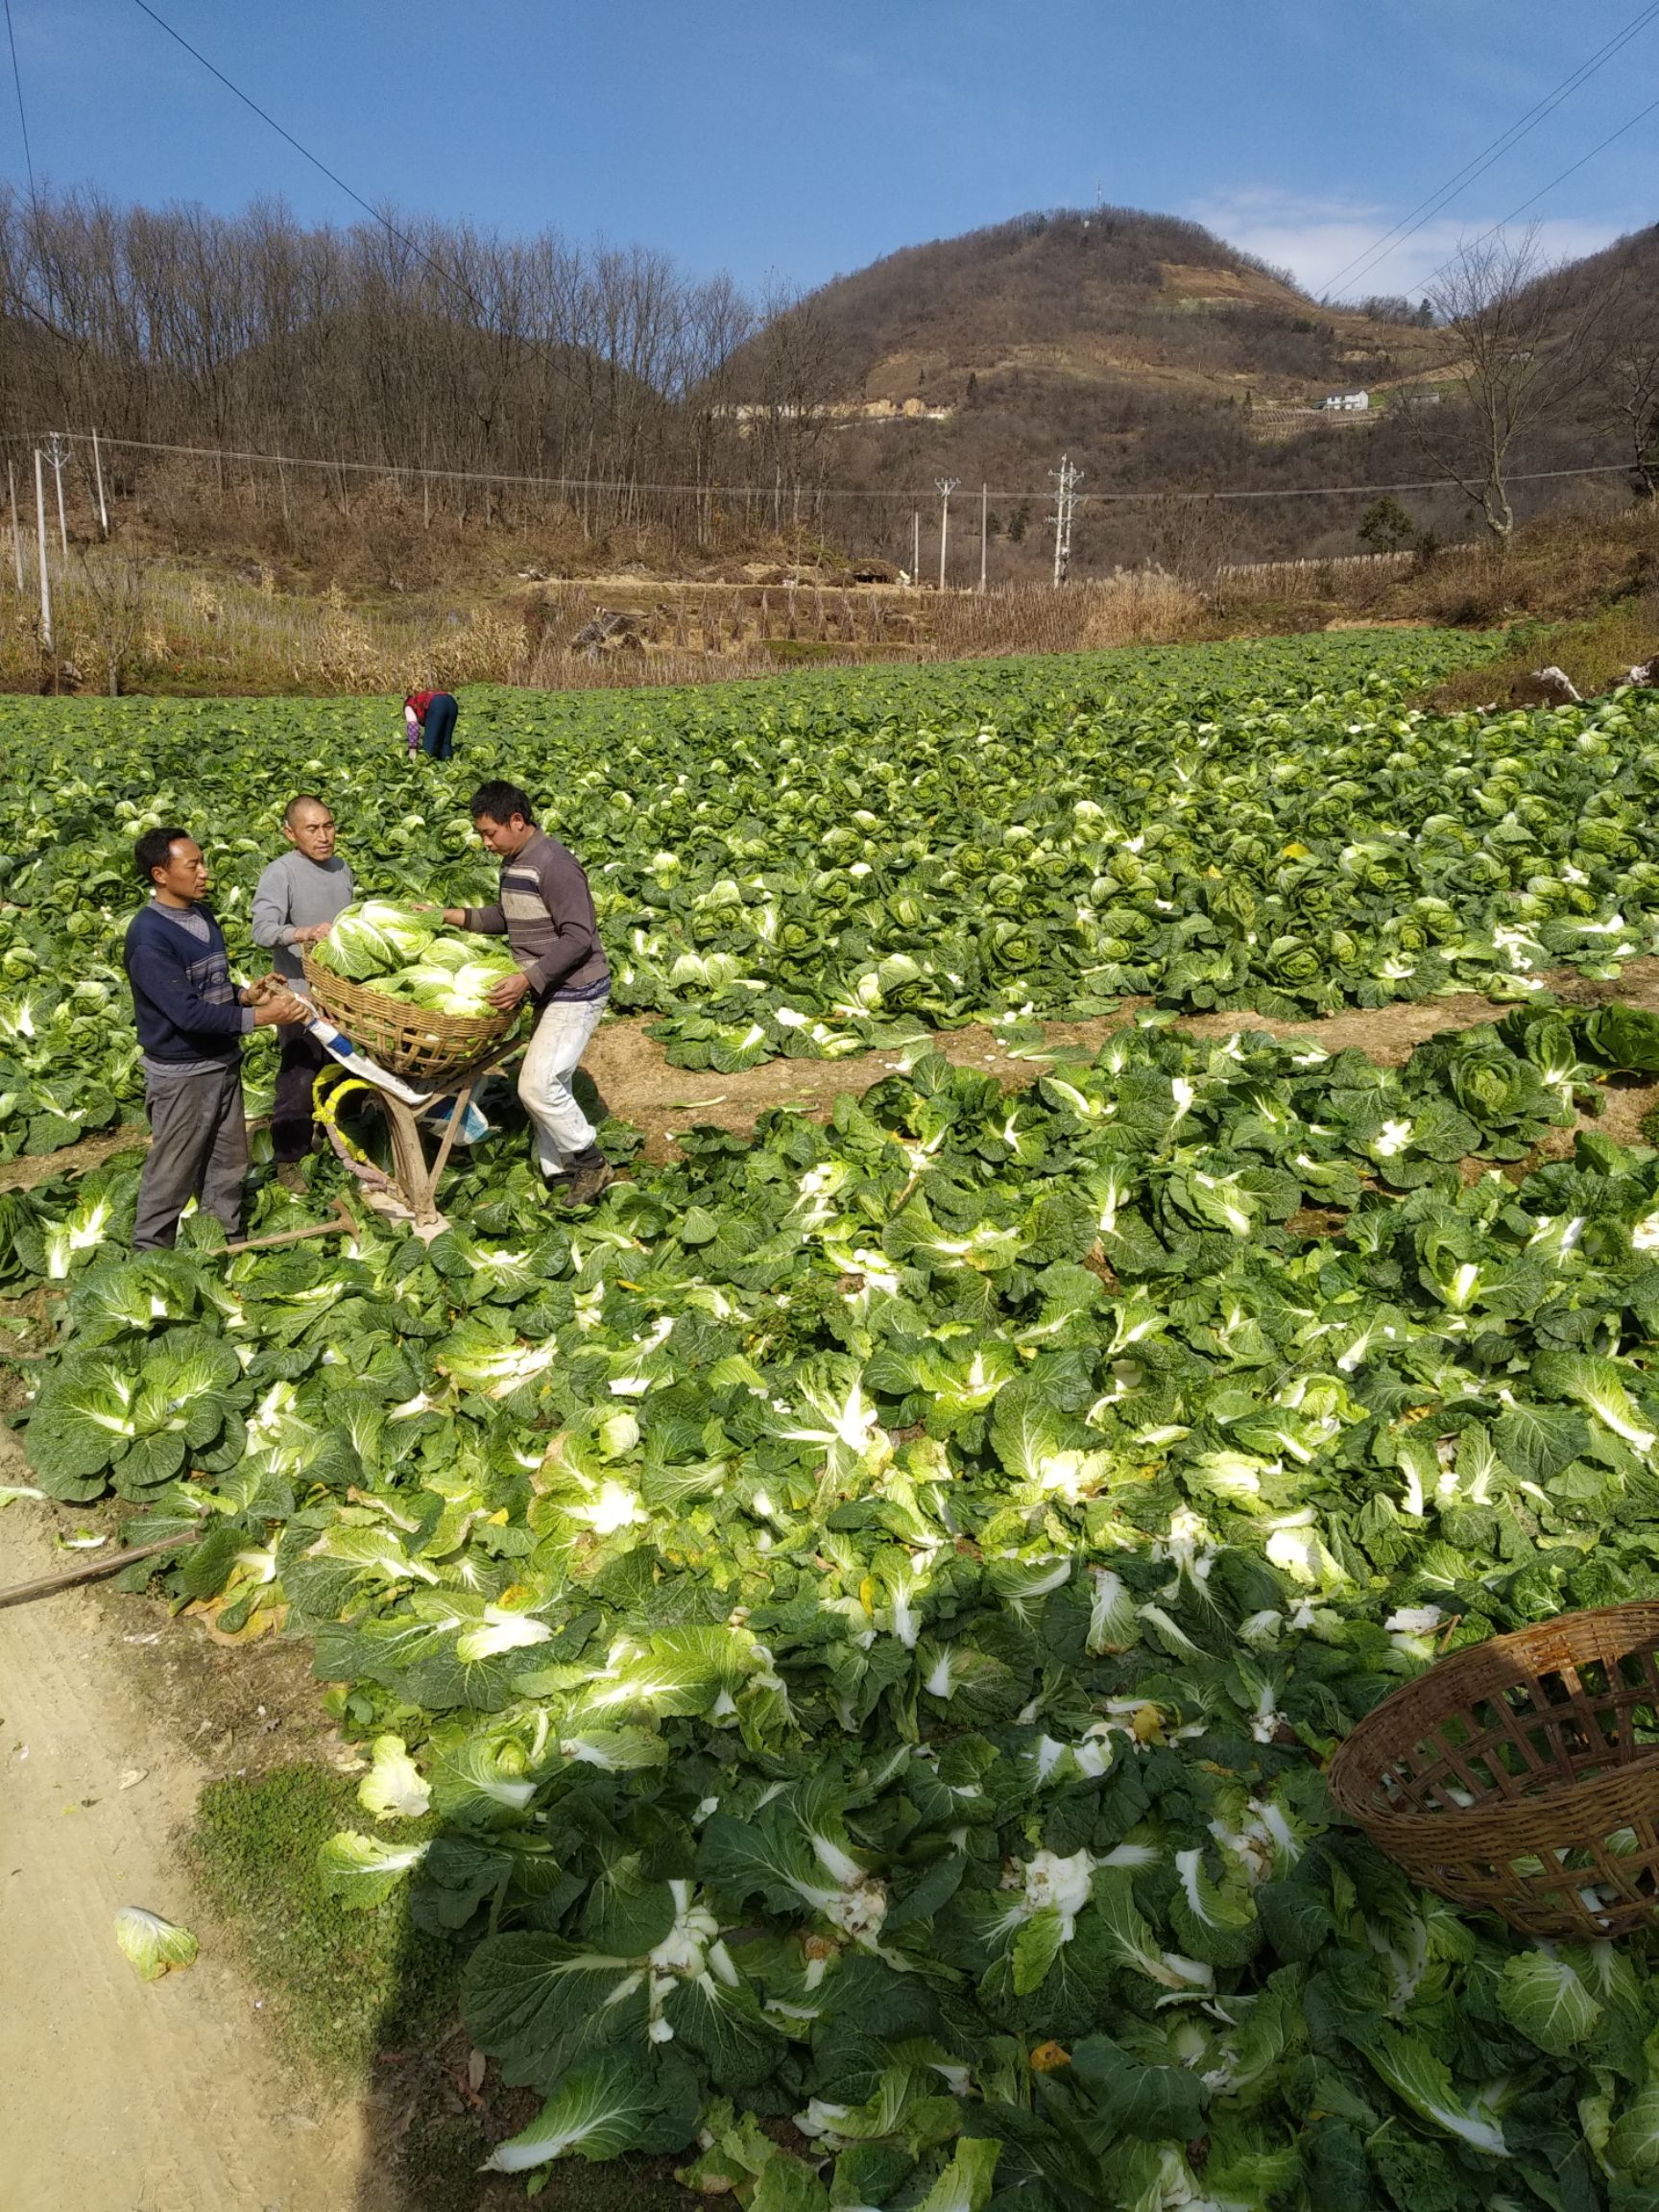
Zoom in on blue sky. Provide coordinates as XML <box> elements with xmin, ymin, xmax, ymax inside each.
<box><xmin>4</xmin><ymin>0</ymin><xmax>1654</xmax><ymax>301</ymax></box>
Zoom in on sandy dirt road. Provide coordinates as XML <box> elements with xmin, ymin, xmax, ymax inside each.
<box><xmin>0</xmin><ymin>1487</ymin><xmax>376</xmax><ymax>2212</ymax></box>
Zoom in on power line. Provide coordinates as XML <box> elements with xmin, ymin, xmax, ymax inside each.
<box><xmin>3</xmin><ymin>0</ymin><xmax>37</xmax><ymax>206</ymax></box>
<box><xmin>1405</xmin><ymin>87</ymin><xmax>1659</xmax><ymax>307</ymax></box>
<box><xmin>10</xmin><ymin>426</ymin><xmax>1636</xmax><ymax>508</ymax></box>
<box><xmin>1075</xmin><ymin>460</ymin><xmax>1632</xmax><ymax>507</ymax></box>
<box><xmin>1450</xmin><ymin>90</ymin><xmax>1659</xmax><ymax>266</ymax></box>
<box><xmin>128</xmin><ymin>0</ymin><xmax>485</xmax><ymax>321</ymax></box>
<box><xmin>1324</xmin><ymin>0</ymin><xmax>1659</xmax><ymax>299</ymax></box>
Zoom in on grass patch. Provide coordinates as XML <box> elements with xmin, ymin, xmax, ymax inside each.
<box><xmin>188</xmin><ymin>1759</ymin><xmax>458</xmax><ymax>2083</ymax></box>
<box><xmin>1424</xmin><ymin>593</ymin><xmax>1659</xmax><ymax>711</ymax></box>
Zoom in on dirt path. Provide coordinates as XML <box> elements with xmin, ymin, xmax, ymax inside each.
<box><xmin>583</xmin><ymin>959</ymin><xmax>1659</xmax><ymax>1161</ymax></box>
<box><xmin>0</xmin><ymin>1470</ymin><xmax>380</xmax><ymax>2212</ymax></box>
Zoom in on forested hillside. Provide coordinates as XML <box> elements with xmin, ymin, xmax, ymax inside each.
<box><xmin>2</xmin><ymin>189</ymin><xmax>1654</xmax><ymax>578</ymax></box>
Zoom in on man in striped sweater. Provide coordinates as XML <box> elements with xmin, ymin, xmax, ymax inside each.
<box><xmin>442</xmin><ymin>781</ymin><xmax>613</xmax><ymax>1204</ymax></box>
<box><xmin>123</xmin><ymin>828</ymin><xmax>306</xmax><ymax>1249</ymax></box>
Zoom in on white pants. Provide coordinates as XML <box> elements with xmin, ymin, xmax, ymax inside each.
<box><xmin>518</xmin><ymin>992</ymin><xmax>607</xmax><ymax>1177</ymax></box>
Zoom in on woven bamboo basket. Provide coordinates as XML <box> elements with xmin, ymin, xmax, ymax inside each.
<box><xmin>301</xmin><ymin>952</ymin><xmax>522</xmax><ymax>1088</ymax></box>
<box><xmin>1326</xmin><ymin>1602</ymin><xmax>1659</xmax><ymax>1938</ymax></box>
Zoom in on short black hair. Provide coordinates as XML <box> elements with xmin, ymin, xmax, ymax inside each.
<box><xmin>469</xmin><ymin>781</ymin><xmax>535</xmax><ymax>828</ymax></box>
<box><xmin>284</xmin><ymin>792</ymin><xmax>329</xmax><ymax>826</ymax></box>
<box><xmin>135</xmin><ymin>826</ymin><xmax>192</xmax><ymax>883</ymax></box>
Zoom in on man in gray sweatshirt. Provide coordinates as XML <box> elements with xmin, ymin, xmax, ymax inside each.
<box><xmin>251</xmin><ymin>795</ymin><xmax>354</xmax><ymax>1179</ymax></box>
<box><xmin>441</xmin><ymin>779</ymin><xmax>611</xmax><ymax>1203</ymax></box>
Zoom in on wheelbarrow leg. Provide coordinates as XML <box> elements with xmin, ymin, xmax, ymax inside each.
<box><xmin>423</xmin><ymin>1081</ymin><xmax>474</xmax><ymax>1202</ymax></box>
<box><xmin>373</xmin><ymin>1085</ymin><xmax>478</xmax><ymax>1236</ymax></box>
<box><xmin>378</xmin><ymin>1094</ymin><xmax>443</xmax><ymax>1230</ymax></box>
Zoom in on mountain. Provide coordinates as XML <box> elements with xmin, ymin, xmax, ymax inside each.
<box><xmin>775</xmin><ymin>206</ymin><xmax>1426</xmax><ymax>413</ymax></box>
<box><xmin>729</xmin><ymin>204</ymin><xmax>1635</xmax><ymax>568</ymax></box>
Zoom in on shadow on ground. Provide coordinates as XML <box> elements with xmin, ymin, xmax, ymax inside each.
<box><xmin>185</xmin><ymin>1756</ymin><xmax>691</xmax><ymax>2211</ymax></box>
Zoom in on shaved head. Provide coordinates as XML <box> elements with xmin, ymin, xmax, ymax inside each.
<box><xmin>282</xmin><ymin>796</ymin><xmax>338</xmax><ymax>863</ymax></box>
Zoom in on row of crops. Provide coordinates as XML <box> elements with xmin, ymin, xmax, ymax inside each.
<box><xmin>12</xmin><ymin>1001</ymin><xmax>1659</xmax><ymax>2206</ymax></box>
<box><xmin>7</xmin><ymin>639</ymin><xmax>1659</xmax><ymax>2208</ymax></box>
<box><xmin>6</xmin><ymin>629</ymin><xmax>1659</xmax><ymax>1158</ymax></box>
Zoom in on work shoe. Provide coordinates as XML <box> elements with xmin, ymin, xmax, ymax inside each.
<box><xmin>564</xmin><ymin>1152</ymin><xmax>614</xmax><ymax>1208</ymax></box>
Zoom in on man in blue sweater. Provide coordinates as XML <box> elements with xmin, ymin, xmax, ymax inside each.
<box><xmin>123</xmin><ymin>828</ymin><xmax>305</xmax><ymax>1250</ymax></box>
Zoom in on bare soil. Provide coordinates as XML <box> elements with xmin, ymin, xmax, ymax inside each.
<box><xmin>12</xmin><ymin>963</ymin><xmax>1659</xmax><ymax>1192</ymax></box>
<box><xmin>0</xmin><ymin>1126</ymin><xmax>147</xmax><ymax>1190</ymax></box>
<box><xmin>583</xmin><ymin>958</ymin><xmax>1659</xmax><ymax>1161</ymax></box>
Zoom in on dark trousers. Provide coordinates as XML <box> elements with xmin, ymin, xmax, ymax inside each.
<box><xmin>421</xmin><ymin>694</ymin><xmax>458</xmax><ymax>758</ymax></box>
<box><xmin>132</xmin><ymin>1060</ymin><xmax>248</xmax><ymax>1251</ymax></box>
<box><xmin>273</xmin><ymin>1024</ymin><xmax>329</xmax><ymax>1163</ymax></box>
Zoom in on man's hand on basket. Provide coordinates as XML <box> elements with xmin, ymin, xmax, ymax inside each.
<box><xmin>249</xmin><ymin>988</ymin><xmax>309</xmax><ymax>1029</ymax></box>
<box><xmin>488</xmin><ymin>971</ymin><xmax>532</xmax><ymax>1014</ymax></box>
<box><xmin>291</xmin><ymin>922</ymin><xmax>332</xmax><ymax>946</ymax></box>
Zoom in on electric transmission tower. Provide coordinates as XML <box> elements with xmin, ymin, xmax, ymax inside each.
<box><xmin>935</xmin><ymin>478</ymin><xmax>959</xmax><ymax>591</ymax></box>
<box><xmin>1047</xmin><ymin>454</ymin><xmax>1082</xmax><ymax>587</ymax></box>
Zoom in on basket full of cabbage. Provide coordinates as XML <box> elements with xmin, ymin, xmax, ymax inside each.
<box><xmin>303</xmin><ymin>900</ymin><xmax>527</xmax><ymax>1084</ymax></box>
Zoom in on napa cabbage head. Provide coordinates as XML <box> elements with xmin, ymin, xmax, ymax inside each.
<box><xmin>310</xmin><ymin>900</ymin><xmax>439</xmax><ymax>981</ymax></box>
<box><xmin>385</xmin><ymin>950</ymin><xmax>519</xmax><ymax>1017</ymax></box>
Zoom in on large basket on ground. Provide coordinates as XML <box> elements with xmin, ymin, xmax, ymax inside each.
<box><xmin>1327</xmin><ymin>1602</ymin><xmax>1659</xmax><ymax>1938</ymax></box>
<box><xmin>301</xmin><ymin>952</ymin><xmax>522</xmax><ymax>1089</ymax></box>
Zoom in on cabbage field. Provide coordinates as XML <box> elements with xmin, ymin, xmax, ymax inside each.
<box><xmin>6</xmin><ymin>626</ymin><xmax>1659</xmax><ymax>1162</ymax></box>
<box><xmin>10</xmin><ymin>637</ymin><xmax>1659</xmax><ymax>2209</ymax></box>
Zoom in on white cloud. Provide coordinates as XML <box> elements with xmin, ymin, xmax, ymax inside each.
<box><xmin>1186</xmin><ymin>187</ymin><xmax>1630</xmax><ymax>303</ymax></box>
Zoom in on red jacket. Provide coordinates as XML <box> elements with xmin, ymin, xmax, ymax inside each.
<box><xmin>404</xmin><ymin>690</ymin><xmax>439</xmax><ymax>719</ymax></box>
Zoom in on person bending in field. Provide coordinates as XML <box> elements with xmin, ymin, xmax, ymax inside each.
<box><xmin>403</xmin><ymin>687</ymin><xmax>459</xmax><ymax>759</ymax></box>
<box><xmin>251</xmin><ymin>794</ymin><xmax>355</xmax><ymax>1187</ymax></box>
<box><xmin>124</xmin><ymin>829</ymin><xmax>306</xmax><ymax>1251</ymax></box>
<box><xmin>441</xmin><ymin>781</ymin><xmax>613</xmax><ymax>1205</ymax></box>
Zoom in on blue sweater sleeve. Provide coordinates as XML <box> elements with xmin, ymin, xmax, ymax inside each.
<box><xmin>125</xmin><ymin>915</ymin><xmax>252</xmax><ymax>1039</ymax></box>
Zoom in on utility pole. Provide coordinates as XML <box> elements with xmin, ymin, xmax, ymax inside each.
<box><xmin>46</xmin><ymin>432</ymin><xmax>71</xmax><ymax>556</ymax></box>
<box><xmin>90</xmin><ymin>429</ymin><xmax>108</xmax><ymax>537</ymax></box>
<box><xmin>910</xmin><ymin>508</ymin><xmax>920</xmax><ymax>586</ymax></box>
<box><xmin>35</xmin><ymin>448</ymin><xmax>52</xmax><ymax>653</ymax></box>
<box><xmin>1048</xmin><ymin>454</ymin><xmax>1083</xmax><ymax>587</ymax></box>
<box><xmin>8</xmin><ymin>460</ymin><xmax>22</xmax><ymax>591</ymax></box>
<box><xmin>935</xmin><ymin>477</ymin><xmax>958</xmax><ymax>592</ymax></box>
<box><xmin>979</xmin><ymin>482</ymin><xmax>988</xmax><ymax>592</ymax></box>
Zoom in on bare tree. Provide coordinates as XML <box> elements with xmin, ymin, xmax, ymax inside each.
<box><xmin>1593</xmin><ymin>293</ymin><xmax>1659</xmax><ymax>500</ymax></box>
<box><xmin>1422</xmin><ymin>226</ymin><xmax>1619</xmax><ymax>543</ymax></box>
<box><xmin>73</xmin><ymin>545</ymin><xmax>151</xmax><ymax>695</ymax></box>
<box><xmin>0</xmin><ymin>191</ymin><xmax>762</xmax><ymax>535</ymax></box>
<box><xmin>1144</xmin><ymin>484</ymin><xmax>1245</xmax><ymax>581</ymax></box>
<box><xmin>735</xmin><ymin>283</ymin><xmax>837</xmax><ymax>536</ymax></box>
